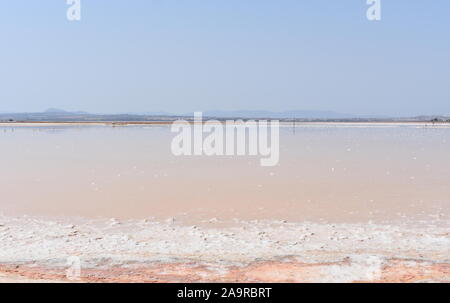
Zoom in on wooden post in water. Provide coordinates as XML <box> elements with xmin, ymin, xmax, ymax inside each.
<box><xmin>293</xmin><ymin>117</ymin><xmax>296</xmax><ymax>135</ymax></box>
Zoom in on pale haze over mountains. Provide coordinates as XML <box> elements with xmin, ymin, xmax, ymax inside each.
<box><xmin>2</xmin><ymin>108</ymin><xmax>449</xmax><ymax>121</ymax></box>
<box><xmin>1</xmin><ymin>108</ymin><xmax>374</xmax><ymax>119</ymax></box>
<box><xmin>1</xmin><ymin>2</ymin><xmax>449</xmax><ymax>117</ymax></box>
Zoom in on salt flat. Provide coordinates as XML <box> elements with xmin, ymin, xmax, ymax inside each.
<box><xmin>0</xmin><ymin>124</ymin><xmax>449</xmax><ymax>282</ymax></box>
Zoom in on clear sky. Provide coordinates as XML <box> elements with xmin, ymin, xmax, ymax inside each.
<box><xmin>1</xmin><ymin>1</ymin><xmax>449</xmax><ymax>116</ymax></box>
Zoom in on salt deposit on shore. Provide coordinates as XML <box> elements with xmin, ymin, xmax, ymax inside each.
<box><xmin>0</xmin><ymin>215</ymin><xmax>448</xmax><ymax>282</ymax></box>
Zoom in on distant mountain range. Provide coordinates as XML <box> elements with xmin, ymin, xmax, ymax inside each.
<box><xmin>113</xmin><ymin>109</ymin><xmax>361</xmax><ymax>119</ymax></box>
<box><xmin>44</xmin><ymin>108</ymin><xmax>90</xmax><ymax>115</ymax></box>
<box><xmin>200</xmin><ymin>110</ymin><xmax>362</xmax><ymax>119</ymax></box>
<box><xmin>0</xmin><ymin>108</ymin><xmax>448</xmax><ymax>122</ymax></box>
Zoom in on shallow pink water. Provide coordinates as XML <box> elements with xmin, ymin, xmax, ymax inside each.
<box><xmin>1</xmin><ymin>123</ymin><xmax>449</xmax><ymax>225</ymax></box>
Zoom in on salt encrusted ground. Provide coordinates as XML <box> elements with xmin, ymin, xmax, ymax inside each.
<box><xmin>0</xmin><ymin>215</ymin><xmax>448</xmax><ymax>282</ymax></box>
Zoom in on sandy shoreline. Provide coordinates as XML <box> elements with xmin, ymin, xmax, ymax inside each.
<box><xmin>1</xmin><ymin>214</ymin><xmax>448</xmax><ymax>283</ymax></box>
<box><xmin>1</xmin><ymin>121</ymin><xmax>450</xmax><ymax>127</ymax></box>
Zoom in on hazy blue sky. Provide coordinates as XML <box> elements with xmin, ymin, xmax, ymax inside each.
<box><xmin>1</xmin><ymin>1</ymin><xmax>449</xmax><ymax>116</ymax></box>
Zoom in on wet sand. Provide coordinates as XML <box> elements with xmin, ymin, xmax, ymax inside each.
<box><xmin>0</xmin><ymin>123</ymin><xmax>449</xmax><ymax>282</ymax></box>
